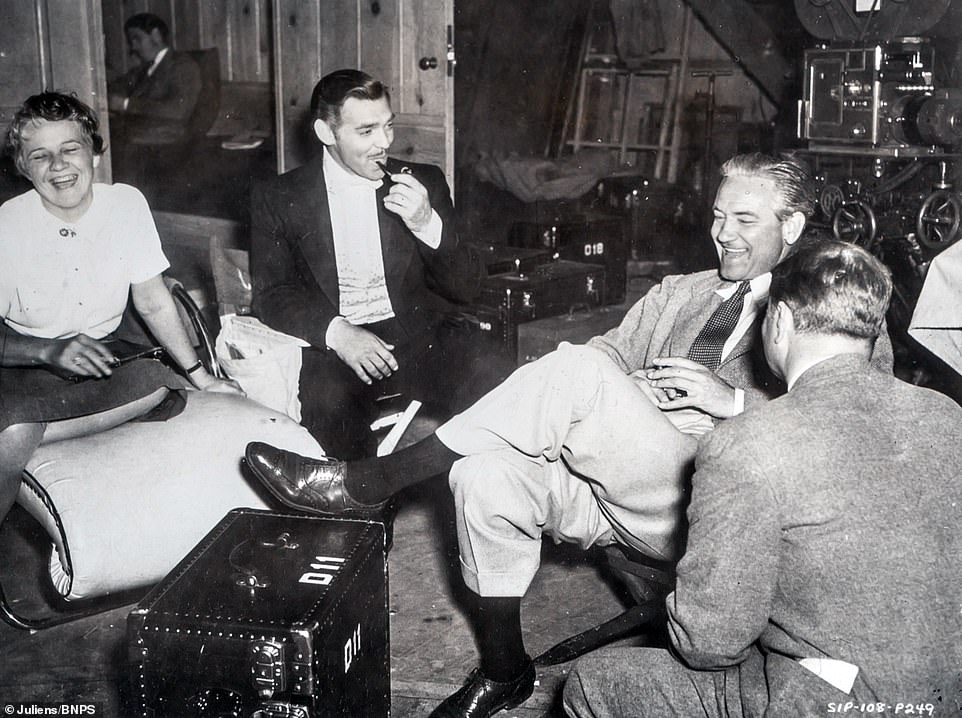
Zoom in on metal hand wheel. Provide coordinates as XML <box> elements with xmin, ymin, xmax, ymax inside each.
<box><xmin>916</xmin><ymin>189</ymin><xmax>962</xmax><ymax>250</ymax></box>
<box><xmin>832</xmin><ymin>200</ymin><xmax>878</xmax><ymax>246</ymax></box>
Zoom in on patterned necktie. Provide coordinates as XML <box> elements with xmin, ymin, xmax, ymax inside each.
<box><xmin>686</xmin><ymin>281</ymin><xmax>751</xmax><ymax>371</ymax></box>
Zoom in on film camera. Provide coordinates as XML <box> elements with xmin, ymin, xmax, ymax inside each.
<box><xmin>800</xmin><ymin>39</ymin><xmax>962</xmax><ymax>151</ymax></box>
<box><xmin>797</xmin><ymin>37</ymin><xmax>962</xmax><ymax>259</ymax></box>
<box><xmin>796</xmin><ymin>31</ymin><xmax>962</xmax><ymax>345</ymax></box>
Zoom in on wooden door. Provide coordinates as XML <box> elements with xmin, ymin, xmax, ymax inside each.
<box><xmin>273</xmin><ymin>0</ymin><xmax>455</xmax><ymax>189</ymax></box>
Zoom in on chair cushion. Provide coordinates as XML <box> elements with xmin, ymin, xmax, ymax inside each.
<box><xmin>16</xmin><ymin>391</ymin><xmax>322</xmax><ymax>601</ymax></box>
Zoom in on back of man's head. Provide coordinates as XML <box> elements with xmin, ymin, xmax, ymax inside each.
<box><xmin>124</xmin><ymin>13</ymin><xmax>169</xmax><ymax>44</ymax></box>
<box><xmin>310</xmin><ymin>69</ymin><xmax>390</xmax><ymax>129</ymax></box>
<box><xmin>770</xmin><ymin>239</ymin><xmax>892</xmax><ymax>341</ymax></box>
<box><xmin>720</xmin><ymin>152</ymin><xmax>817</xmax><ymax>222</ymax></box>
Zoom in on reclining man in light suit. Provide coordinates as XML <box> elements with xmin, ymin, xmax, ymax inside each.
<box><xmin>245</xmin><ymin>153</ymin><xmax>894</xmax><ymax>718</ymax></box>
<box><xmin>564</xmin><ymin>239</ymin><xmax>962</xmax><ymax>718</ymax></box>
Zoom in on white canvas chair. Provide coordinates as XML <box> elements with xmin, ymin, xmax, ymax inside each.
<box><xmin>1</xmin><ymin>279</ymin><xmax>323</xmax><ymax>630</ymax></box>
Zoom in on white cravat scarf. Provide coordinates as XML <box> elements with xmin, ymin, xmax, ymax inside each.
<box><xmin>323</xmin><ymin>148</ymin><xmax>396</xmax><ymax>325</ymax></box>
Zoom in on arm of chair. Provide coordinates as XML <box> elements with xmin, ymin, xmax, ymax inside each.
<box><xmin>166</xmin><ymin>277</ymin><xmax>223</xmax><ymax>378</ymax></box>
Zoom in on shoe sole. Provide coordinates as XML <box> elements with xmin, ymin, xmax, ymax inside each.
<box><xmin>507</xmin><ymin>675</ymin><xmax>536</xmax><ymax>710</ymax></box>
<box><xmin>501</xmin><ymin>683</ymin><xmax>535</xmax><ymax>713</ymax></box>
<box><xmin>433</xmin><ymin>669</ymin><xmax>535</xmax><ymax>718</ymax></box>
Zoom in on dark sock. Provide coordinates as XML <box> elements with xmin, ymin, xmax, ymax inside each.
<box><xmin>343</xmin><ymin>433</ymin><xmax>462</xmax><ymax>504</ymax></box>
<box><xmin>473</xmin><ymin>596</ymin><xmax>528</xmax><ymax>681</ymax></box>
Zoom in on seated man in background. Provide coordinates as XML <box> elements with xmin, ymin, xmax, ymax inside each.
<box><xmin>564</xmin><ymin>240</ymin><xmax>962</xmax><ymax>717</ymax></box>
<box><xmin>107</xmin><ymin>12</ymin><xmax>201</xmax><ymax>145</ymax></box>
<box><xmin>247</xmin><ymin>153</ymin><xmax>893</xmax><ymax>718</ymax></box>
<box><xmin>250</xmin><ymin>69</ymin><xmax>506</xmax><ymax>459</ymax></box>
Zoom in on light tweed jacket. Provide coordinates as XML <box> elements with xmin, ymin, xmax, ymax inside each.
<box><xmin>588</xmin><ymin>269</ymin><xmax>894</xmax><ymax>410</ymax></box>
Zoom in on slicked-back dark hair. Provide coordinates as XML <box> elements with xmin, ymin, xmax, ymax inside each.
<box><xmin>6</xmin><ymin>91</ymin><xmax>105</xmax><ymax>176</ymax></box>
<box><xmin>124</xmin><ymin>13</ymin><xmax>170</xmax><ymax>43</ymax></box>
<box><xmin>310</xmin><ymin>69</ymin><xmax>390</xmax><ymax>130</ymax></box>
<box><xmin>770</xmin><ymin>239</ymin><xmax>892</xmax><ymax>340</ymax></box>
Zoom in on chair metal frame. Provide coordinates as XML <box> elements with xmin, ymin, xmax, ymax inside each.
<box><xmin>0</xmin><ymin>473</ymin><xmax>148</xmax><ymax>630</ymax></box>
<box><xmin>534</xmin><ymin>542</ymin><xmax>674</xmax><ymax>665</ymax></box>
<box><xmin>0</xmin><ymin>281</ymin><xmax>219</xmax><ymax>630</ymax></box>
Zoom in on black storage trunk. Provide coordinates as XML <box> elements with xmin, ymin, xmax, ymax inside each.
<box><xmin>593</xmin><ymin>176</ymin><xmax>682</xmax><ymax>263</ymax></box>
<box><xmin>127</xmin><ymin>508</ymin><xmax>390</xmax><ymax>718</ymax></box>
<box><xmin>507</xmin><ymin>213</ymin><xmax>627</xmax><ymax>305</ymax></box>
<box><xmin>474</xmin><ymin>242</ymin><xmax>555</xmax><ymax>276</ymax></box>
<box><xmin>473</xmin><ymin>259</ymin><xmax>606</xmax><ymax>360</ymax></box>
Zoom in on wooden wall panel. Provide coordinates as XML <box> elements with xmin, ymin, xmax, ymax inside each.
<box><xmin>319</xmin><ymin>2</ymin><xmax>359</xmax><ymax>75</ymax></box>
<box><xmin>272</xmin><ymin>0</ymin><xmax>363</xmax><ymax>172</ymax></box>
<box><xmin>392</xmin><ymin>118</ymin><xmax>445</xmax><ymax>168</ymax></box>
<box><xmin>273</xmin><ymin>0</ymin><xmax>323</xmax><ymax>172</ymax></box>
<box><xmin>359</xmin><ymin>0</ymin><xmax>400</xmax><ymax>91</ymax></box>
<box><xmin>102</xmin><ymin>0</ymin><xmax>127</xmax><ymax>78</ymax></box>
<box><xmin>203</xmin><ymin>1</ymin><xmax>232</xmax><ymax>78</ymax></box>
<box><xmin>228</xmin><ymin>0</ymin><xmax>271</xmax><ymax>82</ymax></box>
<box><xmin>1</xmin><ymin>0</ymin><xmax>110</xmax><ymax>182</ymax></box>
<box><xmin>399</xmin><ymin>0</ymin><xmax>447</xmax><ymax>117</ymax></box>
<box><xmin>0</xmin><ymin>5</ymin><xmax>46</xmax><ymax>125</ymax></box>
<box><xmin>172</xmin><ymin>0</ymin><xmax>201</xmax><ymax>49</ymax></box>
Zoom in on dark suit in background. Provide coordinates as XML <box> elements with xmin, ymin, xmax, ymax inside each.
<box><xmin>251</xmin><ymin>154</ymin><xmax>500</xmax><ymax>458</ymax></box>
<box><xmin>109</xmin><ymin>50</ymin><xmax>201</xmax><ymax>145</ymax></box>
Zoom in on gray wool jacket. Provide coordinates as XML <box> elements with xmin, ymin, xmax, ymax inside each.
<box><xmin>671</xmin><ymin>353</ymin><xmax>962</xmax><ymax>714</ymax></box>
<box><xmin>588</xmin><ymin>269</ymin><xmax>894</xmax><ymax>411</ymax></box>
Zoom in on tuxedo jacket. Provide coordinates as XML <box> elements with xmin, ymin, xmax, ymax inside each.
<box><xmin>588</xmin><ymin>269</ymin><xmax>894</xmax><ymax>410</ymax></box>
<box><xmin>111</xmin><ymin>51</ymin><xmax>202</xmax><ymax>143</ymax></box>
<box><xmin>250</xmin><ymin>155</ymin><xmax>484</xmax><ymax>350</ymax></box>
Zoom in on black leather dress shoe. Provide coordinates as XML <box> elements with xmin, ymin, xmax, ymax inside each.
<box><xmin>428</xmin><ymin>659</ymin><xmax>535</xmax><ymax>718</ymax></box>
<box><xmin>244</xmin><ymin>442</ymin><xmax>385</xmax><ymax>516</ymax></box>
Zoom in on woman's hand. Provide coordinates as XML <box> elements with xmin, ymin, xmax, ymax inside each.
<box><xmin>44</xmin><ymin>334</ymin><xmax>115</xmax><ymax>379</ymax></box>
<box><xmin>189</xmin><ymin>368</ymin><xmax>244</xmax><ymax>395</ymax></box>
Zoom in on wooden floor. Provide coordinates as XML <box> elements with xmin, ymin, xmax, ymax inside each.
<box><xmin>0</xmin><ymin>476</ymin><xmax>643</xmax><ymax>717</ymax></box>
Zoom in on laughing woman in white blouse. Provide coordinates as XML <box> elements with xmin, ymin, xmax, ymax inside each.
<box><xmin>0</xmin><ymin>91</ymin><xmax>239</xmax><ymax>527</ymax></box>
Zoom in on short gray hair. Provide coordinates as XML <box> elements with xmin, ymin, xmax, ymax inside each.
<box><xmin>770</xmin><ymin>239</ymin><xmax>892</xmax><ymax>340</ymax></box>
<box><xmin>720</xmin><ymin>152</ymin><xmax>817</xmax><ymax>221</ymax></box>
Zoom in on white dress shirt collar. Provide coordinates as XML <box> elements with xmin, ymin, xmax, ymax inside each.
<box><xmin>716</xmin><ymin>272</ymin><xmax>771</xmax><ymax>304</ymax></box>
<box><xmin>147</xmin><ymin>47</ymin><xmax>169</xmax><ymax>77</ymax></box>
<box><xmin>323</xmin><ymin>147</ymin><xmax>383</xmax><ymax>191</ymax></box>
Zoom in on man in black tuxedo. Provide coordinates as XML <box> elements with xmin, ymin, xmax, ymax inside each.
<box><xmin>250</xmin><ymin>69</ymin><xmax>500</xmax><ymax>458</ymax></box>
<box><xmin>107</xmin><ymin>13</ymin><xmax>201</xmax><ymax>145</ymax></box>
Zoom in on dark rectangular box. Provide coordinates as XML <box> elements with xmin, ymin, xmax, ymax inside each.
<box><xmin>593</xmin><ymin>176</ymin><xmax>681</xmax><ymax>262</ymax></box>
<box><xmin>474</xmin><ymin>242</ymin><xmax>555</xmax><ymax>276</ymax></box>
<box><xmin>127</xmin><ymin>508</ymin><xmax>389</xmax><ymax>718</ymax></box>
<box><xmin>508</xmin><ymin>214</ymin><xmax>626</xmax><ymax>305</ymax></box>
<box><xmin>472</xmin><ymin>259</ymin><xmax>607</xmax><ymax>360</ymax></box>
